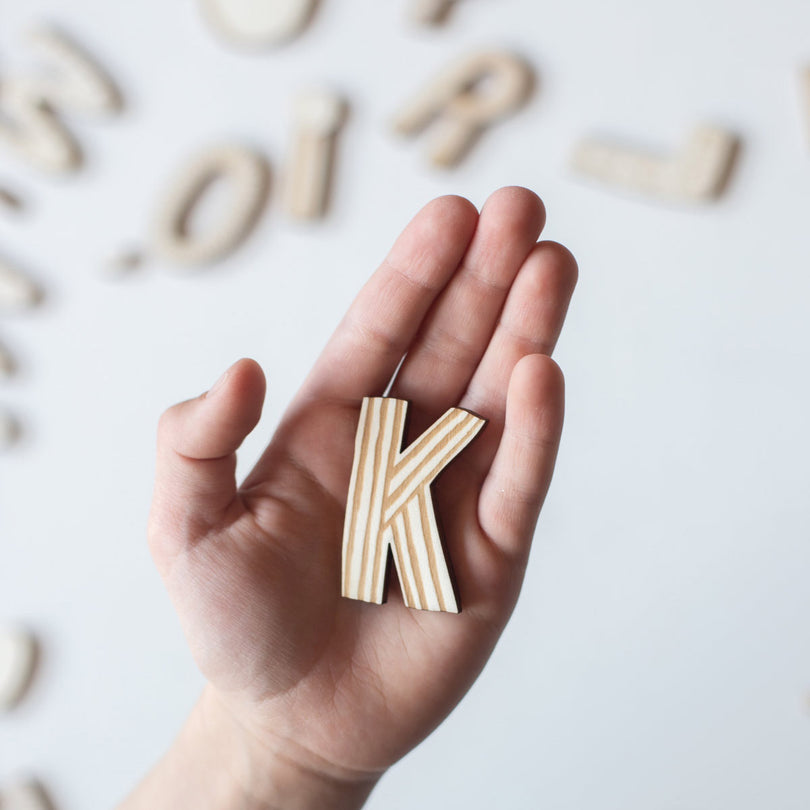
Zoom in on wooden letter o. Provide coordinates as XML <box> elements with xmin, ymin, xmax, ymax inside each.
<box><xmin>199</xmin><ymin>0</ymin><xmax>317</xmax><ymax>48</ymax></box>
<box><xmin>151</xmin><ymin>144</ymin><xmax>270</xmax><ymax>268</ymax></box>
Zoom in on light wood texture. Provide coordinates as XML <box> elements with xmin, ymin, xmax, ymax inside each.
<box><xmin>0</xmin><ymin>78</ymin><xmax>82</xmax><ymax>173</ymax></box>
<box><xmin>0</xmin><ymin>187</ymin><xmax>24</xmax><ymax>212</ymax></box>
<box><xmin>199</xmin><ymin>0</ymin><xmax>317</xmax><ymax>48</ymax></box>
<box><xmin>0</xmin><ymin>409</ymin><xmax>19</xmax><ymax>449</ymax></box>
<box><xmin>0</xmin><ymin>29</ymin><xmax>120</xmax><ymax>173</ymax></box>
<box><xmin>0</xmin><ymin>341</ymin><xmax>15</xmax><ymax>377</ymax></box>
<box><xmin>151</xmin><ymin>144</ymin><xmax>270</xmax><ymax>267</ymax></box>
<box><xmin>24</xmin><ymin>27</ymin><xmax>122</xmax><ymax>115</ymax></box>
<box><xmin>392</xmin><ymin>49</ymin><xmax>533</xmax><ymax>167</ymax></box>
<box><xmin>342</xmin><ymin>397</ymin><xmax>485</xmax><ymax>613</ymax></box>
<box><xmin>801</xmin><ymin>67</ymin><xmax>810</xmax><ymax>148</ymax></box>
<box><xmin>0</xmin><ymin>627</ymin><xmax>36</xmax><ymax>709</ymax></box>
<box><xmin>0</xmin><ymin>780</ymin><xmax>52</xmax><ymax>810</ymax></box>
<box><xmin>0</xmin><ymin>258</ymin><xmax>42</xmax><ymax>310</ymax></box>
<box><xmin>284</xmin><ymin>89</ymin><xmax>347</xmax><ymax>220</ymax></box>
<box><xmin>103</xmin><ymin>248</ymin><xmax>146</xmax><ymax>278</ymax></box>
<box><xmin>571</xmin><ymin>124</ymin><xmax>739</xmax><ymax>202</ymax></box>
<box><xmin>408</xmin><ymin>0</ymin><xmax>460</xmax><ymax>25</ymax></box>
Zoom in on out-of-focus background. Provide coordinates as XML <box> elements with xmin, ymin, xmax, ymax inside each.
<box><xmin>1</xmin><ymin>0</ymin><xmax>809</xmax><ymax>807</ymax></box>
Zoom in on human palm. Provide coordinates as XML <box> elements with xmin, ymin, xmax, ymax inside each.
<box><xmin>147</xmin><ymin>187</ymin><xmax>577</xmax><ymax>787</ymax></box>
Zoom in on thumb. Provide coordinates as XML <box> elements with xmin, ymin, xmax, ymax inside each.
<box><xmin>149</xmin><ymin>358</ymin><xmax>266</xmax><ymax>566</ymax></box>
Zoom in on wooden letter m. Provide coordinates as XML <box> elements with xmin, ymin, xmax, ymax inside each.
<box><xmin>341</xmin><ymin>397</ymin><xmax>485</xmax><ymax>613</ymax></box>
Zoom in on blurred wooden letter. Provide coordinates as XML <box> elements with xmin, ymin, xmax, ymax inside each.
<box><xmin>0</xmin><ymin>27</ymin><xmax>121</xmax><ymax>174</ymax></box>
<box><xmin>284</xmin><ymin>88</ymin><xmax>347</xmax><ymax>220</ymax></box>
<box><xmin>151</xmin><ymin>144</ymin><xmax>270</xmax><ymax>267</ymax></box>
<box><xmin>408</xmin><ymin>0</ymin><xmax>461</xmax><ymax>25</ymax></box>
<box><xmin>571</xmin><ymin>124</ymin><xmax>739</xmax><ymax>203</ymax></box>
<box><xmin>199</xmin><ymin>0</ymin><xmax>317</xmax><ymax>47</ymax></box>
<box><xmin>392</xmin><ymin>50</ymin><xmax>533</xmax><ymax>167</ymax></box>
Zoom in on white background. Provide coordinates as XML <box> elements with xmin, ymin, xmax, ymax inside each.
<box><xmin>1</xmin><ymin>0</ymin><xmax>809</xmax><ymax>807</ymax></box>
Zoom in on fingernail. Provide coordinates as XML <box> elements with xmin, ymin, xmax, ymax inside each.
<box><xmin>209</xmin><ymin>367</ymin><xmax>231</xmax><ymax>397</ymax></box>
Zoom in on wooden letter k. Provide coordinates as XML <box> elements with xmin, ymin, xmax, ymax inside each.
<box><xmin>341</xmin><ymin>397</ymin><xmax>485</xmax><ymax>613</ymax></box>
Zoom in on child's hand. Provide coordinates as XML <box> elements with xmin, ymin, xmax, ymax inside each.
<box><xmin>134</xmin><ymin>188</ymin><xmax>577</xmax><ymax>809</ymax></box>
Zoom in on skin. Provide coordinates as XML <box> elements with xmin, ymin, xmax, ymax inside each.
<box><xmin>119</xmin><ymin>187</ymin><xmax>578</xmax><ymax>809</ymax></box>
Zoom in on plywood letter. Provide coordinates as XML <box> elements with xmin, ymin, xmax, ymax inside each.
<box><xmin>0</xmin><ymin>257</ymin><xmax>42</xmax><ymax>310</ymax></box>
<box><xmin>151</xmin><ymin>144</ymin><xmax>270</xmax><ymax>267</ymax></box>
<box><xmin>0</xmin><ymin>79</ymin><xmax>82</xmax><ymax>173</ymax></box>
<box><xmin>0</xmin><ymin>409</ymin><xmax>19</xmax><ymax>450</ymax></box>
<box><xmin>24</xmin><ymin>27</ymin><xmax>123</xmax><ymax>115</ymax></box>
<box><xmin>284</xmin><ymin>89</ymin><xmax>347</xmax><ymax>220</ymax></box>
<box><xmin>0</xmin><ymin>780</ymin><xmax>52</xmax><ymax>810</ymax></box>
<box><xmin>0</xmin><ymin>29</ymin><xmax>121</xmax><ymax>173</ymax></box>
<box><xmin>0</xmin><ymin>341</ymin><xmax>15</xmax><ymax>377</ymax></box>
<box><xmin>342</xmin><ymin>397</ymin><xmax>485</xmax><ymax>613</ymax></box>
<box><xmin>0</xmin><ymin>628</ymin><xmax>36</xmax><ymax>709</ymax></box>
<box><xmin>392</xmin><ymin>50</ymin><xmax>533</xmax><ymax>167</ymax></box>
<box><xmin>0</xmin><ymin>188</ymin><xmax>24</xmax><ymax>212</ymax></box>
<box><xmin>408</xmin><ymin>0</ymin><xmax>461</xmax><ymax>25</ymax></box>
<box><xmin>571</xmin><ymin>124</ymin><xmax>739</xmax><ymax>203</ymax></box>
<box><xmin>200</xmin><ymin>0</ymin><xmax>317</xmax><ymax>48</ymax></box>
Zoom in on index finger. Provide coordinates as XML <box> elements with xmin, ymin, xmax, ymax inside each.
<box><xmin>296</xmin><ymin>195</ymin><xmax>479</xmax><ymax>404</ymax></box>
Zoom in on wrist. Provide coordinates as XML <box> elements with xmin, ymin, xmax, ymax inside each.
<box><xmin>119</xmin><ymin>686</ymin><xmax>380</xmax><ymax>810</ymax></box>
<box><xmin>197</xmin><ymin>686</ymin><xmax>379</xmax><ymax>810</ymax></box>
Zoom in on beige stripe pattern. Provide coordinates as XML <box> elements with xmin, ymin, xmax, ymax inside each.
<box><xmin>341</xmin><ymin>397</ymin><xmax>486</xmax><ymax>613</ymax></box>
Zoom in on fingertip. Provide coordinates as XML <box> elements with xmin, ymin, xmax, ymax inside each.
<box><xmin>511</xmin><ymin>352</ymin><xmax>563</xmax><ymax>388</ymax></box>
<box><xmin>424</xmin><ymin>192</ymin><xmax>478</xmax><ymax>221</ymax></box>
<box><xmin>508</xmin><ymin>354</ymin><xmax>565</xmax><ymax>440</ymax></box>
<box><xmin>150</xmin><ymin>359</ymin><xmax>266</xmax><ymax>553</ymax></box>
<box><xmin>159</xmin><ymin>359</ymin><xmax>267</xmax><ymax>461</ymax></box>
<box><xmin>482</xmin><ymin>186</ymin><xmax>546</xmax><ymax>238</ymax></box>
<box><xmin>416</xmin><ymin>193</ymin><xmax>479</xmax><ymax>242</ymax></box>
<box><xmin>478</xmin><ymin>354</ymin><xmax>566</xmax><ymax>558</ymax></box>
<box><xmin>206</xmin><ymin>357</ymin><xmax>266</xmax><ymax>440</ymax></box>
<box><xmin>534</xmin><ymin>240</ymin><xmax>579</xmax><ymax>295</ymax></box>
<box><xmin>227</xmin><ymin>356</ymin><xmax>265</xmax><ymax>383</ymax></box>
<box><xmin>383</xmin><ymin>194</ymin><xmax>479</xmax><ymax>290</ymax></box>
<box><xmin>211</xmin><ymin>358</ymin><xmax>266</xmax><ymax>411</ymax></box>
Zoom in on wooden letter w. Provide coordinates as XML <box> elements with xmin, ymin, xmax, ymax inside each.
<box><xmin>341</xmin><ymin>397</ymin><xmax>485</xmax><ymax>613</ymax></box>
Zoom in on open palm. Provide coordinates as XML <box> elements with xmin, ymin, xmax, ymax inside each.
<box><xmin>147</xmin><ymin>187</ymin><xmax>577</xmax><ymax>790</ymax></box>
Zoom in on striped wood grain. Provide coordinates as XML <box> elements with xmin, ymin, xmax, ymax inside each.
<box><xmin>342</xmin><ymin>397</ymin><xmax>485</xmax><ymax>613</ymax></box>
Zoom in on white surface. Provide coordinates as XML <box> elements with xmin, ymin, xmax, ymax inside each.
<box><xmin>0</xmin><ymin>0</ymin><xmax>809</xmax><ymax>808</ymax></box>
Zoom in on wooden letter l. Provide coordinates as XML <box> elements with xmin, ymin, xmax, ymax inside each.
<box><xmin>341</xmin><ymin>397</ymin><xmax>485</xmax><ymax>613</ymax></box>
